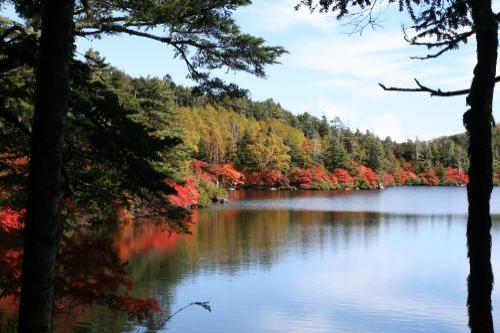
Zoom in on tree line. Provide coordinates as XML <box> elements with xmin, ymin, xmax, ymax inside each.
<box><xmin>3</xmin><ymin>49</ymin><xmax>499</xmax><ymax>214</ymax></box>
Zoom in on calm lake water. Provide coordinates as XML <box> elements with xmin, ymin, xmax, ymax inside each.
<box><xmin>3</xmin><ymin>187</ymin><xmax>500</xmax><ymax>332</ymax></box>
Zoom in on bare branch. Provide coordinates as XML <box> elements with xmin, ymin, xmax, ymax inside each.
<box><xmin>151</xmin><ymin>302</ymin><xmax>211</xmax><ymax>333</ymax></box>
<box><xmin>379</xmin><ymin>77</ymin><xmax>500</xmax><ymax>97</ymax></box>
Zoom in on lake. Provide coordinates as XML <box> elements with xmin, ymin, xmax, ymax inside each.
<box><xmin>3</xmin><ymin>187</ymin><xmax>500</xmax><ymax>332</ymax></box>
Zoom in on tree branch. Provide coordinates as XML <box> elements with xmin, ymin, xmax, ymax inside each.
<box><xmin>0</xmin><ymin>98</ymin><xmax>32</xmax><ymax>135</ymax></box>
<box><xmin>379</xmin><ymin>77</ymin><xmax>500</xmax><ymax>97</ymax></box>
<box><xmin>404</xmin><ymin>28</ymin><xmax>475</xmax><ymax>60</ymax></box>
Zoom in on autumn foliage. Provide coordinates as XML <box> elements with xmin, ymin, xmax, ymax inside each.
<box><xmin>0</xmin><ymin>212</ymin><xmax>162</xmax><ymax>324</ymax></box>
<box><xmin>443</xmin><ymin>167</ymin><xmax>469</xmax><ymax>185</ymax></box>
<box><xmin>0</xmin><ymin>208</ymin><xmax>23</xmax><ymax>232</ymax></box>
<box><xmin>419</xmin><ymin>171</ymin><xmax>441</xmax><ymax>186</ymax></box>
<box><xmin>165</xmin><ymin>177</ymin><xmax>200</xmax><ymax>208</ymax></box>
<box><xmin>187</xmin><ymin>160</ymin><xmax>471</xmax><ymax>192</ymax></box>
<box><xmin>356</xmin><ymin>165</ymin><xmax>378</xmax><ymax>189</ymax></box>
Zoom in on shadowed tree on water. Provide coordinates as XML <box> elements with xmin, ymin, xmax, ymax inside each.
<box><xmin>297</xmin><ymin>0</ymin><xmax>497</xmax><ymax>331</ymax></box>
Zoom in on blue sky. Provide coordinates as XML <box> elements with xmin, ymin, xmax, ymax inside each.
<box><xmin>14</xmin><ymin>0</ymin><xmax>500</xmax><ymax>141</ymax></box>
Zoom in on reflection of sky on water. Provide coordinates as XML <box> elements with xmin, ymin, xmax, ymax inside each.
<box><xmin>223</xmin><ymin>187</ymin><xmax>500</xmax><ymax>215</ymax></box>
<box><xmin>67</xmin><ymin>187</ymin><xmax>500</xmax><ymax>333</ymax></box>
<box><xmin>161</xmin><ymin>210</ymin><xmax>500</xmax><ymax>332</ymax></box>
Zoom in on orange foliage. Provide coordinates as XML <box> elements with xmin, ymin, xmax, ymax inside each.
<box><xmin>382</xmin><ymin>173</ymin><xmax>395</xmax><ymax>187</ymax></box>
<box><xmin>209</xmin><ymin>163</ymin><xmax>244</xmax><ymax>185</ymax></box>
<box><xmin>289</xmin><ymin>168</ymin><xmax>313</xmax><ymax>189</ymax></box>
<box><xmin>394</xmin><ymin>167</ymin><xmax>418</xmax><ymax>185</ymax></box>
<box><xmin>165</xmin><ymin>177</ymin><xmax>200</xmax><ymax>208</ymax></box>
<box><xmin>357</xmin><ymin>165</ymin><xmax>378</xmax><ymax>188</ymax></box>
<box><xmin>0</xmin><ymin>220</ymin><xmax>163</xmax><ymax>324</ymax></box>
<box><xmin>0</xmin><ymin>207</ymin><xmax>24</xmax><ymax>232</ymax></box>
<box><xmin>333</xmin><ymin>168</ymin><xmax>353</xmax><ymax>187</ymax></box>
<box><xmin>419</xmin><ymin>171</ymin><xmax>440</xmax><ymax>186</ymax></box>
<box><xmin>444</xmin><ymin>167</ymin><xmax>469</xmax><ymax>185</ymax></box>
<box><xmin>246</xmin><ymin>170</ymin><xmax>289</xmax><ymax>187</ymax></box>
<box><xmin>0</xmin><ymin>153</ymin><xmax>29</xmax><ymax>176</ymax></box>
<box><xmin>189</xmin><ymin>160</ymin><xmax>215</xmax><ymax>183</ymax></box>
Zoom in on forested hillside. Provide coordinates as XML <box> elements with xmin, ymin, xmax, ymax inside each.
<box><xmin>1</xmin><ymin>51</ymin><xmax>499</xmax><ymax>217</ymax></box>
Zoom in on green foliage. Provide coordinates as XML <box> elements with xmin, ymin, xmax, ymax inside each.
<box><xmin>324</xmin><ymin>135</ymin><xmax>351</xmax><ymax>171</ymax></box>
<box><xmin>247</xmin><ymin>132</ymin><xmax>291</xmax><ymax>173</ymax></box>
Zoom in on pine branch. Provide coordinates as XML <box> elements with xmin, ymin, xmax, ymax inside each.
<box><xmin>0</xmin><ymin>98</ymin><xmax>32</xmax><ymax>135</ymax></box>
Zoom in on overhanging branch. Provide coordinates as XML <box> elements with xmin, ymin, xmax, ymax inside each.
<box><xmin>379</xmin><ymin>77</ymin><xmax>500</xmax><ymax>97</ymax></box>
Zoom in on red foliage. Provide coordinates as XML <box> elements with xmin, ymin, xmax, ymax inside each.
<box><xmin>419</xmin><ymin>171</ymin><xmax>440</xmax><ymax>186</ymax></box>
<box><xmin>0</xmin><ymin>153</ymin><xmax>29</xmax><ymax>176</ymax></box>
<box><xmin>394</xmin><ymin>167</ymin><xmax>418</xmax><ymax>185</ymax></box>
<box><xmin>0</xmin><ymin>223</ymin><xmax>163</xmax><ymax>324</ymax></box>
<box><xmin>289</xmin><ymin>167</ymin><xmax>313</xmax><ymax>189</ymax></box>
<box><xmin>0</xmin><ymin>208</ymin><xmax>24</xmax><ymax>232</ymax></box>
<box><xmin>165</xmin><ymin>177</ymin><xmax>200</xmax><ymax>208</ymax></box>
<box><xmin>333</xmin><ymin>168</ymin><xmax>353</xmax><ymax>187</ymax></box>
<box><xmin>209</xmin><ymin>163</ymin><xmax>244</xmax><ymax>186</ymax></box>
<box><xmin>382</xmin><ymin>173</ymin><xmax>395</xmax><ymax>187</ymax></box>
<box><xmin>311</xmin><ymin>166</ymin><xmax>331</xmax><ymax>184</ymax></box>
<box><xmin>189</xmin><ymin>160</ymin><xmax>215</xmax><ymax>183</ymax></box>
<box><xmin>444</xmin><ymin>167</ymin><xmax>469</xmax><ymax>185</ymax></box>
<box><xmin>190</xmin><ymin>160</ymin><xmax>243</xmax><ymax>186</ymax></box>
<box><xmin>289</xmin><ymin>166</ymin><xmax>338</xmax><ymax>189</ymax></box>
<box><xmin>357</xmin><ymin>165</ymin><xmax>378</xmax><ymax>188</ymax></box>
<box><xmin>222</xmin><ymin>164</ymin><xmax>244</xmax><ymax>184</ymax></box>
<box><xmin>246</xmin><ymin>170</ymin><xmax>289</xmax><ymax>188</ymax></box>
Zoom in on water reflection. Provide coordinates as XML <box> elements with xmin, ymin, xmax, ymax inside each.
<box><xmin>80</xmin><ymin>189</ymin><xmax>500</xmax><ymax>332</ymax></box>
<box><xmin>1</xmin><ymin>188</ymin><xmax>498</xmax><ymax>332</ymax></box>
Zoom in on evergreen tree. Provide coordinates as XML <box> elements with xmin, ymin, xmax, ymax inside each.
<box><xmin>1</xmin><ymin>1</ymin><xmax>286</xmax><ymax>331</ymax></box>
<box><xmin>324</xmin><ymin>136</ymin><xmax>350</xmax><ymax>171</ymax></box>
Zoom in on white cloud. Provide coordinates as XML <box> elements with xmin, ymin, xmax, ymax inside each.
<box><xmin>299</xmin><ymin>97</ymin><xmax>360</xmax><ymax>127</ymax></box>
<box><xmin>242</xmin><ymin>0</ymin><xmax>336</xmax><ymax>33</ymax></box>
<box><xmin>300</xmin><ymin>97</ymin><xmax>410</xmax><ymax>142</ymax></box>
<box><xmin>368</xmin><ymin>113</ymin><xmax>405</xmax><ymax>142</ymax></box>
<box><xmin>290</xmin><ymin>30</ymin><xmax>410</xmax><ymax>79</ymax></box>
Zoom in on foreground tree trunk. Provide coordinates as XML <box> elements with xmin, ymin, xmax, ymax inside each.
<box><xmin>464</xmin><ymin>0</ymin><xmax>497</xmax><ymax>332</ymax></box>
<box><xmin>18</xmin><ymin>0</ymin><xmax>75</xmax><ymax>332</ymax></box>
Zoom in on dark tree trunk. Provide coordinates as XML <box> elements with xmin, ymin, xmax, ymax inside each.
<box><xmin>18</xmin><ymin>0</ymin><xmax>75</xmax><ymax>332</ymax></box>
<box><xmin>464</xmin><ymin>0</ymin><xmax>497</xmax><ymax>332</ymax></box>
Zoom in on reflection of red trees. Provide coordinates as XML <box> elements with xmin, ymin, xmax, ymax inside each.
<box><xmin>115</xmin><ymin>211</ymin><xmax>198</xmax><ymax>261</ymax></box>
<box><xmin>54</xmin><ymin>231</ymin><xmax>161</xmax><ymax>321</ymax></box>
<box><xmin>0</xmin><ymin>209</ymin><xmax>163</xmax><ymax>325</ymax></box>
